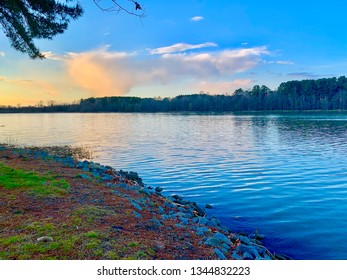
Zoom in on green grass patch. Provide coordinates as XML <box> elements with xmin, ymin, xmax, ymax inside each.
<box><xmin>0</xmin><ymin>162</ymin><xmax>70</xmax><ymax>197</ymax></box>
<box><xmin>84</xmin><ymin>231</ymin><xmax>99</xmax><ymax>238</ymax></box>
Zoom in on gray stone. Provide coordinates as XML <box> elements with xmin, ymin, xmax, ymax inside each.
<box><xmin>232</xmin><ymin>251</ymin><xmax>242</xmax><ymax>260</ymax></box>
<box><xmin>179</xmin><ymin>217</ymin><xmax>189</xmax><ymax>225</ymax></box>
<box><xmin>91</xmin><ymin>171</ymin><xmax>101</xmax><ymax>178</ymax></box>
<box><xmin>82</xmin><ymin>166</ymin><xmax>89</xmax><ymax>172</ymax></box>
<box><xmin>243</xmin><ymin>252</ymin><xmax>254</xmax><ymax>260</ymax></box>
<box><xmin>221</xmin><ymin>242</ymin><xmax>230</xmax><ymax>251</ymax></box>
<box><xmin>150</xmin><ymin>218</ymin><xmax>163</xmax><ymax>227</ymax></box>
<box><xmin>191</xmin><ymin>203</ymin><xmax>205</xmax><ymax>216</ymax></box>
<box><xmin>37</xmin><ymin>236</ymin><xmax>53</xmax><ymax>243</ymax></box>
<box><xmin>172</xmin><ymin>194</ymin><xmax>183</xmax><ymax>201</ymax></box>
<box><xmin>140</xmin><ymin>188</ymin><xmax>153</xmax><ymax>196</ymax></box>
<box><xmin>237</xmin><ymin>245</ymin><xmax>261</xmax><ymax>259</ymax></box>
<box><xmin>175</xmin><ymin>211</ymin><xmax>186</xmax><ymax>217</ymax></box>
<box><xmin>130</xmin><ymin>200</ymin><xmax>143</xmax><ymax>211</ymax></box>
<box><xmin>101</xmin><ymin>174</ymin><xmax>113</xmax><ymax>181</ymax></box>
<box><xmin>239</xmin><ymin>235</ymin><xmax>252</xmax><ymax>245</ymax></box>
<box><xmin>197</xmin><ymin>217</ymin><xmax>209</xmax><ymax>225</ymax></box>
<box><xmin>220</xmin><ymin>247</ymin><xmax>229</xmax><ymax>255</ymax></box>
<box><xmin>207</xmin><ymin>218</ymin><xmax>221</xmax><ymax>227</ymax></box>
<box><xmin>204</xmin><ymin>237</ymin><xmax>222</xmax><ymax>247</ymax></box>
<box><xmin>158</xmin><ymin>206</ymin><xmax>165</xmax><ymax>214</ymax></box>
<box><xmin>213</xmin><ymin>232</ymin><xmax>231</xmax><ymax>245</ymax></box>
<box><xmin>164</xmin><ymin>201</ymin><xmax>175</xmax><ymax>209</ymax></box>
<box><xmin>154</xmin><ymin>241</ymin><xmax>165</xmax><ymax>251</ymax></box>
<box><xmin>214</xmin><ymin>248</ymin><xmax>227</xmax><ymax>260</ymax></box>
<box><xmin>196</xmin><ymin>227</ymin><xmax>210</xmax><ymax>236</ymax></box>
<box><xmin>205</xmin><ymin>204</ymin><xmax>213</xmax><ymax>209</ymax></box>
<box><xmin>155</xmin><ymin>187</ymin><xmax>163</xmax><ymax>193</ymax></box>
<box><xmin>79</xmin><ymin>174</ymin><xmax>91</xmax><ymax>180</ymax></box>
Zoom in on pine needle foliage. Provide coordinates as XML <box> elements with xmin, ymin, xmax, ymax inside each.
<box><xmin>0</xmin><ymin>0</ymin><xmax>83</xmax><ymax>59</ymax></box>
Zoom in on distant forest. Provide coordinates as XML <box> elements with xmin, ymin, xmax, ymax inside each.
<box><xmin>2</xmin><ymin>76</ymin><xmax>347</xmax><ymax>113</ymax></box>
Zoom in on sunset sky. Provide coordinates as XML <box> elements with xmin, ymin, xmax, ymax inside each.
<box><xmin>1</xmin><ymin>0</ymin><xmax>347</xmax><ymax>106</ymax></box>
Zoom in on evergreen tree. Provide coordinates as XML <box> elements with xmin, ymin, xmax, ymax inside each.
<box><xmin>0</xmin><ymin>0</ymin><xmax>83</xmax><ymax>59</ymax></box>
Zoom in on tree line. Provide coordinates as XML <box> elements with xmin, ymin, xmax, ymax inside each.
<box><xmin>2</xmin><ymin>76</ymin><xmax>347</xmax><ymax>113</ymax></box>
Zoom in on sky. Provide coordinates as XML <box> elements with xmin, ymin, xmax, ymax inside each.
<box><xmin>1</xmin><ymin>0</ymin><xmax>347</xmax><ymax>106</ymax></box>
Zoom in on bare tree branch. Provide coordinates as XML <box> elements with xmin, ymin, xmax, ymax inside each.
<box><xmin>93</xmin><ymin>0</ymin><xmax>146</xmax><ymax>18</ymax></box>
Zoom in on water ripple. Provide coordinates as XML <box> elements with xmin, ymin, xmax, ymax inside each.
<box><xmin>2</xmin><ymin>112</ymin><xmax>347</xmax><ymax>259</ymax></box>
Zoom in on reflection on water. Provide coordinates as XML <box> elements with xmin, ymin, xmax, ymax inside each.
<box><xmin>1</xmin><ymin>112</ymin><xmax>347</xmax><ymax>259</ymax></box>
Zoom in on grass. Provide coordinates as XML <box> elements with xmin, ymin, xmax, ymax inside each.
<box><xmin>0</xmin><ymin>144</ymin><xmax>221</xmax><ymax>260</ymax></box>
<box><xmin>0</xmin><ymin>162</ymin><xmax>70</xmax><ymax>197</ymax></box>
<box><xmin>27</xmin><ymin>144</ymin><xmax>94</xmax><ymax>161</ymax></box>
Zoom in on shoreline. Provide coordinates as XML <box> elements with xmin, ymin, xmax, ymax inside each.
<box><xmin>0</xmin><ymin>144</ymin><xmax>287</xmax><ymax>260</ymax></box>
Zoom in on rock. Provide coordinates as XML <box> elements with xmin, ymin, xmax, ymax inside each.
<box><xmin>174</xmin><ymin>199</ymin><xmax>190</xmax><ymax>206</ymax></box>
<box><xmin>91</xmin><ymin>170</ymin><xmax>101</xmax><ymax>177</ymax></box>
<box><xmin>237</xmin><ymin>244</ymin><xmax>261</xmax><ymax>259</ymax></box>
<box><xmin>158</xmin><ymin>206</ymin><xmax>165</xmax><ymax>214</ymax></box>
<box><xmin>205</xmin><ymin>204</ymin><xmax>213</xmax><ymax>209</ymax></box>
<box><xmin>140</xmin><ymin>188</ymin><xmax>152</xmax><ymax>196</ymax></box>
<box><xmin>204</xmin><ymin>237</ymin><xmax>222</xmax><ymax>247</ymax></box>
<box><xmin>239</xmin><ymin>235</ymin><xmax>251</xmax><ymax>245</ymax></box>
<box><xmin>119</xmin><ymin>170</ymin><xmax>144</xmax><ymax>186</ymax></box>
<box><xmin>213</xmin><ymin>232</ymin><xmax>231</xmax><ymax>245</ymax></box>
<box><xmin>161</xmin><ymin>214</ymin><xmax>169</xmax><ymax>220</ymax></box>
<box><xmin>164</xmin><ymin>201</ymin><xmax>175</xmax><ymax>209</ymax></box>
<box><xmin>196</xmin><ymin>227</ymin><xmax>210</xmax><ymax>236</ymax></box>
<box><xmin>222</xmin><ymin>246</ymin><xmax>230</xmax><ymax>255</ymax></box>
<box><xmin>130</xmin><ymin>200</ymin><xmax>143</xmax><ymax>211</ymax></box>
<box><xmin>37</xmin><ymin>236</ymin><xmax>53</xmax><ymax>243</ymax></box>
<box><xmin>154</xmin><ymin>241</ymin><xmax>165</xmax><ymax>251</ymax></box>
<box><xmin>101</xmin><ymin>174</ymin><xmax>113</xmax><ymax>181</ymax></box>
<box><xmin>179</xmin><ymin>217</ymin><xmax>189</xmax><ymax>225</ymax></box>
<box><xmin>79</xmin><ymin>174</ymin><xmax>91</xmax><ymax>180</ymax></box>
<box><xmin>174</xmin><ymin>212</ymin><xmax>186</xmax><ymax>218</ymax></box>
<box><xmin>190</xmin><ymin>203</ymin><xmax>205</xmax><ymax>216</ymax></box>
<box><xmin>243</xmin><ymin>252</ymin><xmax>254</xmax><ymax>260</ymax></box>
<box><xmin>232</xmin><ymin>251</ymin><xmax>242</xmax><ymax>260</ymax></box>
<box><xmin>150</xmin><ymin>218</ymin><xmax>163</xmax><ymax>227</ymax></box>
<box><xmin>214</xmin><ymin>248</ymin><xmax>227</xmax><ymax>260</ymax></box>
<box><xmin>196</xmin><ymin>217</ymin><xmax>209</xmax><ymax>225</ymax></box>
<box><xmin>207</xmin><ymin>217</ymin><xmax>221</xmax><ymax>227</ymax></box>
<box><xmin>155</xmin><ymin>187</ymin><xmax>163</xmax><ymax>193</ymax></box>
<box><xmin>172</xmin><ymin>194</ymin><xmax>183</xmax><ymax>201</ymax></box>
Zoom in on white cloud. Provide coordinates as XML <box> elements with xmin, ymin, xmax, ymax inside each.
<box><xmin>46</xmin><ymin>45</ymin><xmax>270</xmax><ymax>97</ymax></box>
<box><xmin>276</xmin><ymin>60</ymin><xmax>294</xmax><ymax>65</ymax></box>
<box><xmin>264</xmin><ymin>60</ymin><xmax>294</xmax><ymax>65</ymax></box>
<box><xmin>161</xmin><ymin>47</ymin><xmax>269</xmax><ymax>77</ymax></box>
<box><xmin>0</xmin><ymin>52</ymin><xmax>5</xmax><ymax>57</ymax></box>
<box><xmin>191</xmin><ymin>16</ymin><xmax>204</xmax><ymax>22</ymax></box>
<box><xmin>148</xmin><ymin>42</ymin><xmax>217</xmax><ymax>55</ymax></box>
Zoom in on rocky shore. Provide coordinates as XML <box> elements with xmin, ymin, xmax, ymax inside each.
<box><xmin>0</xmin><ymin>145</ymin><xmax>284</xmax><ymax>260</ymax></box>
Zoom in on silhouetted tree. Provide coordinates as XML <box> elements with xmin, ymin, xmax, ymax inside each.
<box><xmin>0</xmin><ymin>0</ymin><xmax>144</xmax><ymax>59</ymax></box>
<box><xmin>0</xmin><ymin>0</ymin><xmax>83</xmax><ymax>58</ymax></box>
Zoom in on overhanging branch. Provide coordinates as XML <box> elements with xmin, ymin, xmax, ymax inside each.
<box><xmin>93</xmin><ymin>0</ymin><xmax>146</xmax><ymax>18</ymax></box>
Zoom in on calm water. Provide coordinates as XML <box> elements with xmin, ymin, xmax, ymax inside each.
<box><xmin>1</xmin><ymin>112</ymin><xmax>347</xmax><ymax>259</ymax></box>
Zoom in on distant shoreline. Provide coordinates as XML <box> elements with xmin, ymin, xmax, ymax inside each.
<box><xmin>2</xmin><ymin>76</ymin><xmax>347</xmax><ymax>113</ymax></box>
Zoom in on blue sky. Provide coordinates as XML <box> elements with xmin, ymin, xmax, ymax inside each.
<box><xmin>1</xmin><ymin>0</ymin><xmax>347</xmax><ymax>105</ymax></box>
